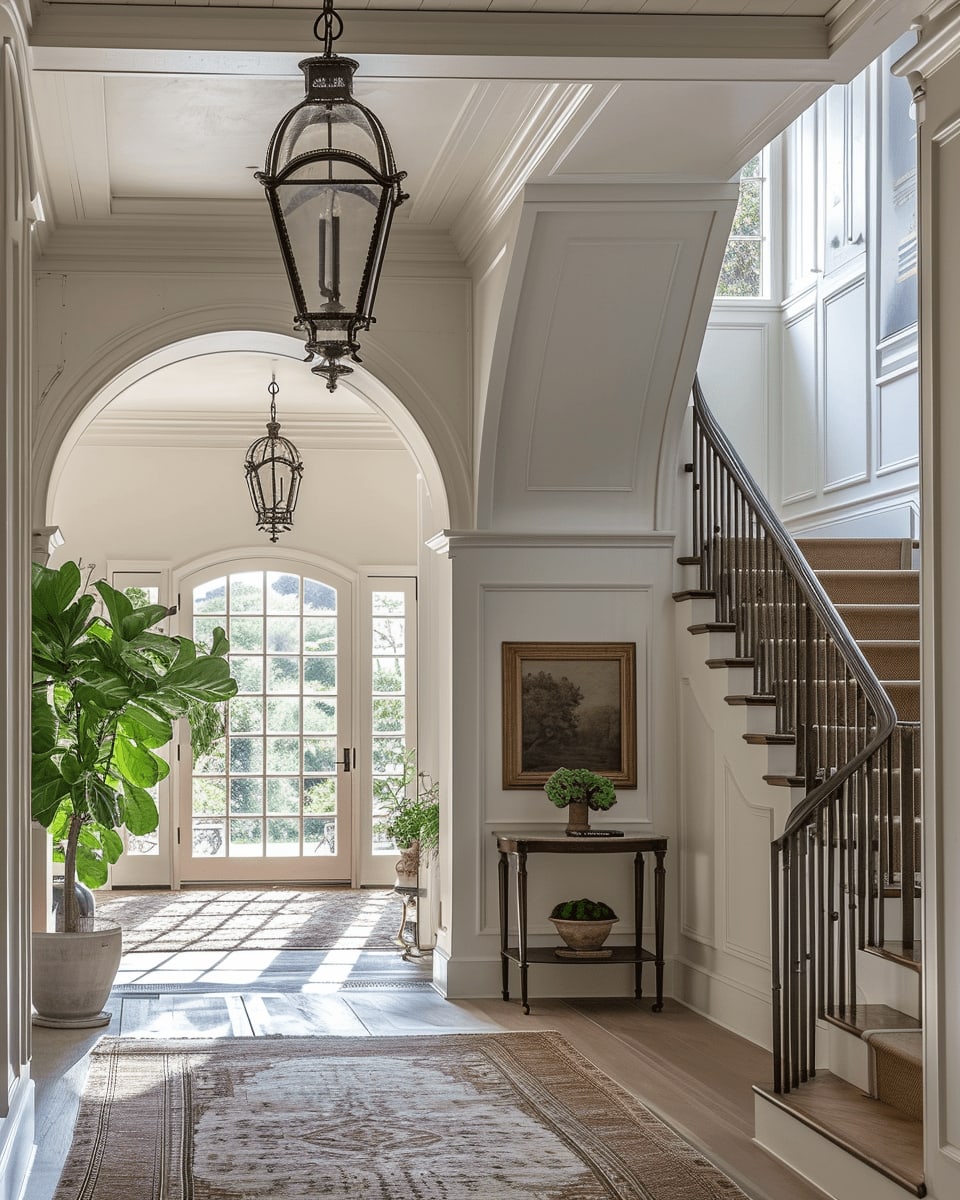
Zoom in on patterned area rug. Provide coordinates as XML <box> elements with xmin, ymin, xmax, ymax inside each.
<box><xmin>55</xmin><ymin>1033</ymin><xmax>746</xmax><ymax>1199</ymax></box>
<box><xmin>94</xmin><ymin>888</ymin><xmax>402</xmax><ymax>952</ymax></box>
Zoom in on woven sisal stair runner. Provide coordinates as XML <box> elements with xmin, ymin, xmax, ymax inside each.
<box><xmin>865</xmin><ymin>1030</ymin><xmax>924</xmax><ymax>1121</ymax></box>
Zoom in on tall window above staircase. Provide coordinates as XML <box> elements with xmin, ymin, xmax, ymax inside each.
<box><xmin>715</xmin><ymin>152</ymin><xmax>767</xmax><ymax>299</ymax></box>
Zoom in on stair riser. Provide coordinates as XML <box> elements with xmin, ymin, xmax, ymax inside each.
<box><xmin>836</xmin><ymin>607</ymin><xmax>920</xmax><ymax>640</ymax></box>
<box><xmin>856</xmin><ymin>948</ymin><xmax>921</xmax><ymax>1020</ymax></box>
<box><xmin>754</xmin><ymin>1095</ymin><xmax>923</xmax><ymax>1200</ymax></box>
<box><xmin>795</xmin><ymin>539</ymin><xmax>911</xmax><ymax>571</ymax></box>
<box><xmin>817</xmin><ymin>575</ymin><xmax>919</xmax><ymax>605</ymax></box>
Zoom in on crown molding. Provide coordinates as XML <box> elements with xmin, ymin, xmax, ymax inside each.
<box><xmin>892</xmin><ymin>5</ymin><xmax>960</xmax><ymax>95</ymax></box>
<box><xmin>77</xmin><ymin>411</ymin><xmax>405</xmax><ymax>450</ymax></box>
<box><xmin>35</xmin><ymin>221</ymin><xmax>466</xmax><ymax>275</ymax></box>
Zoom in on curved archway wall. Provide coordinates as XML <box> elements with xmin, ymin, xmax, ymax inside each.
<box><xmin>36</xmin><ymin>320</ymin><xmax>456</xmax><ymax>904</ymax></box>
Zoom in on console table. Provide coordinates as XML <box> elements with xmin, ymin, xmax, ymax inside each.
<box><xmin>495</xmin><ymin>832</ymin><xmax>667</xmax><ymax>1014</ymax></box>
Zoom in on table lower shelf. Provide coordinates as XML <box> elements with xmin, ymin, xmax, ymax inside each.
<box><xmin>501</xmin><ymin>945</ymin><xmax>656</xmax><ymax>966</ymax></box>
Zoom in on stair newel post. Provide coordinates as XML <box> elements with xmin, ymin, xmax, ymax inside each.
<box><xmin>771</xmin><ymin>840</ymin><xmax>784</xmax><ymax>1093</ymax></box>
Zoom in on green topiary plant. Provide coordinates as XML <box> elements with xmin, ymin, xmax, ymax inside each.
<box><xmin>544</xmin><ymin>767</ymin><xmax>617</xmax><ymax>811</ymax></box>
<box><xmin>549</xmin><ymin>898</ymin><xmax>618</xmax><ymax>922</ymax></box>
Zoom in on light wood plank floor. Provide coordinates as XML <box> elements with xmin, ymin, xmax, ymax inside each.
<box><xmin>25</xmin><ymin>951</ymin><xmax>831</xmax><ymax>1200</ymax></box>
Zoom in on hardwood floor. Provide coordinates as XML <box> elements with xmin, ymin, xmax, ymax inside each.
<box><xmin>25</xmin><ymin>950</ymin><xmax>831</xmax><ymax>1200</ymax></box>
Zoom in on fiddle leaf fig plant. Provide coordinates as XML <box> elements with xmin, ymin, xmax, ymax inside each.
<box><xmin>32</xmin><ymin>560</ymin><xmax>238</xmax><ymax>933</ymax></box>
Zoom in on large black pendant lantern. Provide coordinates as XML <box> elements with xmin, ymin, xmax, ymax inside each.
<box><xmin>257</xmin><ymin>0</ymin><xmax>408</xmax><ymax>391</ymax></box>
<box><xmin>245</xmin><ymin>377</ymin><xmax>304</xmax><ymax>543</ymax></box>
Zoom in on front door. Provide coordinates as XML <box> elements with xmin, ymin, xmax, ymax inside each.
<box><xmin>179</xmin><ymin>563</ymin><xmax>354</xmax><ymax>884</ymax></box>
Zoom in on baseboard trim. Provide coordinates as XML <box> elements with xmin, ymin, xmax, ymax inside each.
<box><xmin>0</xmin><ymin>1073</ymin><xmax>35</xmax><ymax>1200</ymax></box>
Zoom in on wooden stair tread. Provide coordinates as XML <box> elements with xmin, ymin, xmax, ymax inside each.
<box><xmin>824</xmin><ymin>1004</ymin><xmax>921</xmax><ymax>1037</ymax></box>
<box><xmin>743</xmin><ymin>732</ymin><xmax>795</xmax><ymax>746</ymax></box>
<box><xmin>763</xmin><ymin>774</ymin><xmax>804</xmax><ymax>787</ymax></box>
<box><xmin>672</xmin><ymin>588</ymin><xmax>716</xmax><ymax>602</ymax></box>
<box><xmin>866</xmin><ymin>941</ymin><xmax>922</xmax><ymax>971</ymax></box>
<box><xmin>687</xmin><ymin>622</ymin><xmax>735</xmax><ymax>635</ymax></box>
<box><xmin>706</xmin><ymin>657</ymin><xmax>754</xmax><ymax>669</ymax></box>
<box><xmin>753</xmin><ymin>1073</ymin><xmax>925</xmax><ymax>1196</ymax></box>
<box><xmin>725</xmin><ymin>694</ymin><xmax>775</xmax><ymax>706</ymax></box>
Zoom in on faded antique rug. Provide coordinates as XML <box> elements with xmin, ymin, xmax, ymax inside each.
<box><xmin>53</xmin><ymin>1033</ymin><xmax>746</xmax><ymax>1199</ymax></box>
<box><xmin>94</xmin><ymin>887</ymin><xmax>400</xmax><ymax>952</ymax></box>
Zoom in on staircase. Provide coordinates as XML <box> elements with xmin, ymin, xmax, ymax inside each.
<box><xmin>676</xmin><ymin>379</ymin><xmax>924</xmax><ymax>1199</ymax></box>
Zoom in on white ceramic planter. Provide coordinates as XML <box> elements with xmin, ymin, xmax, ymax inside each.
<box><xmin>32</xmin><ymin>923</ymin><xmax>122</xmax><ymax>1028</ymax></box>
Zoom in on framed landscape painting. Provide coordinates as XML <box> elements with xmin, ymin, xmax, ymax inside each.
<box><xmin>502</xmin><ymin>641</ymin><xmax>637</xmax><ymax>789</ymax></box>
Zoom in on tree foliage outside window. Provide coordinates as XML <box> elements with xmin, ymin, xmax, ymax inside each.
<box><xmin>716</xmin><ymin>154</ymin><xmax>764</xmax><ymax>298</ymax></box>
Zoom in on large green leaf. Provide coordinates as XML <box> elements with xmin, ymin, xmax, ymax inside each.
<box><xmin>120</xmin><ymin>604</ymin><xmax>169</xmax><ymax>642</ymax></box>
<box><xmin>112</xmin><ymin>734</ymin><xmax>168</xmax><ymax>788</ymax></box>
<box><xmin>161</xmin><ymin>656</ymin><xmax>238</xmax><ymax>704</ymax></box>
<box><xmin>32</xmin><ymin>690</ymin><xmax>58</xmax><ymax>755</ymax></box>
<box><xmin>73</xmin><ymin>777</ymin><xmax>121</xmax><ymax>828</ymax></box>
<box><xmin>94</xmin><ymin>580</ymin><xmax>133</xmax><ymax>633</ymax></box>
<box><xmin>32</xmin><ymin>561</ymin><xmax>81</xmax><ymax>622</ymax></box>
<box><xmin>119</xmin><ymin>704</ymin><xmax>173</xmax><ymax>746</ymax></box>
<box><xmin>31</xmin><ymin>774</ymin><xmax>67</xmax><ymax>827</ymax></box>
<box><xmin>83</xmin><ymin>823</ymin><xmax>124</xmax><ymax>865</ymax></box>
<box><xmin>121</xmin><ymin>783</ymin><xmax>160</xmax><ymax>837</ymax></box>
<box><xmin>74</xmin><ymin>675</ymin><xmax>132</xmax><ymax>713</ymax></box>
<box><xmin>74</xmin><ymin>844</ymin><xmax>108</xmax><ymax>890</ymax></box>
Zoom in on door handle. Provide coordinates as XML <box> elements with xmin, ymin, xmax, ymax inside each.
<box><xmin>342</xmin><ymin>748</ymin><xmax>351</xmax><ymax>773</ymax></box>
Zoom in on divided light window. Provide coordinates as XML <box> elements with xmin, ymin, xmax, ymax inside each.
<box><xmin>371</xmin><ymin>584</ymin><xmax>414</xmax><ymax>856</ymax></box>
<box><xmin>716</xmin><ymin>154</ymin><xmax>766</xmax><ymax>299</ymax></box>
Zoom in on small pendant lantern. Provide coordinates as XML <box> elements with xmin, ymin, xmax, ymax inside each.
<box><xmin>245</xmin><ymin>376</ymin><xmax>304</xmax><ymax>543</ymax></box>
<box><xmin>256</xmin><ymin>0</ymin><xmax>408</xmax><ymax>390</ymax></box>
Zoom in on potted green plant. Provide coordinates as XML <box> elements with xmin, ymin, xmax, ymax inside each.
<box><xmin>549</xmin><ymin>897</ymin><xmax>619</xmax><ymax>955</ymax></box>
<box><xmin>31</xmin><ymin>560</ymin><xmax>237</xmax><ymax>1026</ymax></box>
<box><xmin>544</xmin><ymin>767</ymin><xmax>617</xmax><ymax>834</ymax></box>
<box><xmin>382</xmin><ymin>750</ymin><xmax>439</xmax><ymax>885</ymax></box>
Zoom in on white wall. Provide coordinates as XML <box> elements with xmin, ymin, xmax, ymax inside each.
<box><xmin>434</xmin><ymin>535</ymin><xmax>680</xmax><ymax>1003</ymax></box>
<box><xmin>699</xmin><ymin>39</ymin><xmax>921</xmax><ymax>540</ymax></box>
<box><xmin>49</xmin><ymin>442</ymin><xmax>419</xmax><ymax>574</ymax></box>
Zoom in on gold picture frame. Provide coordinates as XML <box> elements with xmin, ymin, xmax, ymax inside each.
<box><xmin>501</xmin><ymin>641</ymin><xmax>637</xmax><ymax>790</ymax></box>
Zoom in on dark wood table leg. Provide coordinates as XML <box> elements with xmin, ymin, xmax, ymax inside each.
<box><xmin>517</xmin><ymin>846</ymin><xmax>530</xmax><ymax>1014</ymax></box>
<box><xmin>653</xmin><ymin>848</ymin><xmax>666</xmax><ymax>1012</ymax></box>
<box><xmin>635</xmin><ymin>850</ymin><xmax>645</xmax><ymax>1000</ymax></box>
<box><xmin>498</xmin><ymin>849</ymin><xmax>510</xmax><ymax>1001</ymax></box>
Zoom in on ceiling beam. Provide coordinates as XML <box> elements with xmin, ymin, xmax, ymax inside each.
<box><xmin>31</xmin><ymin>5</ymin><xmax>840</xmax><ymax>83</ymax></box>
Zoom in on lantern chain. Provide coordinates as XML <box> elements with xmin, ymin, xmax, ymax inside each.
<box><xmin>313</xmin><ymin>0</ymin><xmax>343</xmax><ymax>56</ymax></box>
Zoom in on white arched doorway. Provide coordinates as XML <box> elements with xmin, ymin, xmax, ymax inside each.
<box><xmin>41</xmin><ymin>331</ymin><xmax>450</xmax><ymax>891</ymax></box>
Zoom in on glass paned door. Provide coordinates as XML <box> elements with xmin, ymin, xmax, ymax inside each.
<box><xmin>180</xmin><ymin>565</ymin><xmax>353</xmax><ymax>883</ymax></box>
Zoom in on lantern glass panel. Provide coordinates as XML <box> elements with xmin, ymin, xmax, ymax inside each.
<box><xmin>276</xmin><ymin>105</ymin><xmax>384</xmax><ymax>172</ymax></box>
<box><xmin>277</xmin><ymin>178</ymin><xmax>380</xmax><ymax>321</ymax></box>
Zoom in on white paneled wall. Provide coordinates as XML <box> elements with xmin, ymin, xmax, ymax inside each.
<box><xmin>699</xmin><ymin>38</ymin><xmax>920</xmax><ymax>539</ymax></box>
